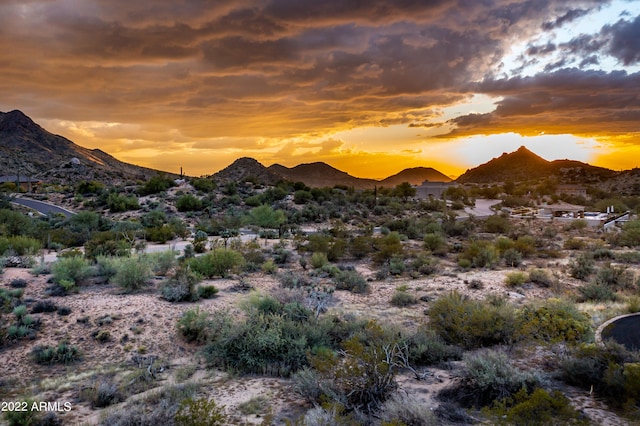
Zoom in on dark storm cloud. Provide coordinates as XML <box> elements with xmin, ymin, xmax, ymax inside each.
<box><xmin>604</xmin><ymin>14</ymin><xmax>640</xmax><ymax>65</ymax></box>
<box><xmin>542</xmin><ymin>8</ymin><xmax>590</xmax><ymax>30</ymax></box>
<box><xmin>0</xmin><ymin>0</ymin><xmax>628</xmax><ymax>146</ymax></box>
<box><xmin>443</xmin><ymin>69</ymin><xmax>640</xmax><ymax>137</ymax></box>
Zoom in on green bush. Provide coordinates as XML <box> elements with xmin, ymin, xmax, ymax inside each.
<box><xmin>51</xmin><ymin>256</ymin><xmax>92</xmax><ymax>289</ymax></box>
<box><xmin>113</xmin><ymin>256</ymin><xmax>151</xmax><ymax>292</ymax></box>
<box><xmin>569</xmin><ymin>254</ymin><xmax>595</xmax><ymax>280</ymax></box>
<box><xmin>32</xmin><ymin>342</ymin><xmax>81</xmax><ymax>365</ymax></box>
<box><xmin>457</xmin><ymin>350</ymin><xmax>539</xmax><ymax>407</ymax></box>
<box><xmin>175</xmin><ymin>397</ymin><xmax>227</xmax><ymax>426</ymax></box>
<box><xmin>188</xmin><ymin>249</ymin><xmax>244</xmax><ymax>278</ymax></box>
<box><xmin>261</xmin><ymin>259</ymin><xmax>278</xmax><ymax>274</ymax></box>
<box><xmin>484</xmin><ymin>387</ymin><xmax>589</xmax><ymax>425</ymax></box>
<box><xmin>107</xmin><ymin>193</ymin><xmax>139</xmax><ymax>212</ymax></box>
<box><xmin>578</xmin><ymin>282</ymin><xmax>616</xmax><ymax>302</ymax></box>
<box><xmin>334</xmin><ymin>269</ymin><xmax>368</xmax><ymax>294</ymax></box>
<box><xmin>2</xmin><ymin>399</ymin><xmax>41</xmax><ymax>426</ymax></box>
<box><xmin>408</xmin><ymin>326</ymin><xmax>462</xmax><ymax>366</ymax></box>
<box><xmin>502</xmin><ymin>248</ymin><xmax>522</xmax><ymax>267</ymax></box>
<box><xmin>380</xmin><ymin>394</ymin><xmax>437</xmax><ymax>425</ymax></box>
<box><xmin>428</xmin><ymin>291</ymin><xmax>515</xmax><ymax>349</ymax></box>
<box><xmin>505</xmin><ymin>271</ymin><xmax>528</xmax><ymax>287</ymax></box>
<box><xmin>595</xmin><ymin>263</ymin><xmax>634</xmax><ymax>290</ymax></box>
<box><xmin>390</xmin><ymin>290</ymin><xmax>417</xmax><ymax>307</ymax></box>
<box><xmin>529</xmin><ymin>268</ymin><xmax>553</xmax><ymax>287</ymax></box>
<box><xmin>0</xmin><ymin>235</ymin><xmax>41</xmax><ymax>256</ymax></box>
<box><xmin>515</xmin><ymin>299</ymin><xmax>592</xmax><ymax>344</ymax></box>
<box><xmin>161</xmin><ymin>266</ymin><xmax>202</xmax><ymax>302</ymax></box>
<box><xmin>176</xmin><ymin>194</ymin><xmax>203</xmax><ymax>212</ymax></box>
<box><xmin>177</xmin><ymin>308</ymin><xmax>212</xmax><ymax>344</ymax></box>
<box><xmin>147</xmin><ymin>250</ymin><xmax>178</xmax><ymax>276</ymax></box>
<box><xmin>197</xmin><ymin>285</ymin><xmax>219</xmax><ymax>299</ymax></box>
<box><xmin>423</xmin><ymin>233</ymin><xmax>445</xmax><ymax>253</ymax></box>
<box><xmin>310</xmin><ymin>252</ymin><xmax>328</xmax><ymax>269</ymax></box>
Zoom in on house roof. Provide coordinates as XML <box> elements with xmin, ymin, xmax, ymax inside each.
<box><xmin>542</xmin><ymin>201</ymin><xmax>585</xmax><ymax>212</ymax></box>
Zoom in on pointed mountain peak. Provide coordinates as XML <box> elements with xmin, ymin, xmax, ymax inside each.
<box><xmin>0</xmin><ymin>109</ymin><xmax>40</xmax><ymax>132</ymax></box>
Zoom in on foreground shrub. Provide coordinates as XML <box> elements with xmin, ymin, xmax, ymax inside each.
<box><xmin>568</xmin><ymin>253</ymin><xmax>595</xmax><ymax>280</ymax></box>
<box><xmin>379</xmin><ymin>393</ymin><xmax>437</xmax><ymax>425</ymax></box>
<box><xmin>148</xmin><ymin>250</ymin><xmax>178</xmax><ymax>276</ymax></box>
<box><xmin>428</xmin><ymin>292</ymin><xmax>515</xmax><ymax>349</ymax></box>
<box><xmin>483</xmin><ymin>387</ymin><xmax>589</xmax><ymax>425</ymax></box>
<box><xmin>177</xmin><ymin>308</ymin><xmax>212</xmax><ymax>344</ymax></box>
<box><xmin>515</xmin><ymin>299</ymin><xmax>591</xmax><ymax>344</ymax></box>
<box><xmin>454</xmin><ymin>350</ymin><xmax>539</xmax><ymax>407</ymax></box>
<box><xmin>188</xmin><ymin>249</ymin><xmax>244</xmax><ymax>278</ymax></box>
<box><xmin>390</xmin><ymin>290</ymin><xmax>417</xmax><ymax>307</ymax></box>
<box><xmin>197</xmin><ymin>285</ymin><xmax>219</xmax><ymax>299</ymax></box>
<box><xmin>333</xmin><ymin>269</ymin><xmax>368</xmax><ymax>294</ymax></box>
<box><xmin>578</xmin><ymin>283</ymin><xmax>616</xmax><ymax>302</ymax></box>
<box><xmin>408</xmin><ymin>326</ymin><xmax>462</xmax><ymax>366</ymax></box>
<box><xmin>175</xmin><ymin>397</ymin><xmax>227</xmax><ymax>426</ymax></box>
<box><xmin>32</xmin><ymin>342</ymin><xmax>81</xmax><ymax>365</ymax></box>
<box><xmin>161</xmin><ymin>266</ymin><xmax>202</xmax><ymax>302</ymax></box>
<box><xmin>113</xmin><ymin>256</ymin><xmax>151</xmax><ymax>292</ymax></box>
<box><xmin>504</xmin><ymin>271</ymin><xmax>528</xmax><ymax>287</ymax></box>
<box><xmin>51</xmin><ymin>256</ymin><xmax>92</xmax><ymax>289</ymax></box>
<box><xmin>529</xmin><ymin>268</ymin><xmax>554</xmax><ymax>287</ymax></box>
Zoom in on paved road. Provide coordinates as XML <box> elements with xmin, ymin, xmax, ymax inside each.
<box><xmin>462</xmin><ymin>199</ymin><xmax>502</xmax><ymax>218</ymax></box>
<box><xmin>10</xmin><ymin>196</ymin><xmax>76</xmax><ymax>218</ymax></box>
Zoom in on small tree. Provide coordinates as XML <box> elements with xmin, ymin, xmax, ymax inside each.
<box><xmin>247</xmin><ymin>204</ymin><xmax>286</xmax><ymax>244</ymax></box>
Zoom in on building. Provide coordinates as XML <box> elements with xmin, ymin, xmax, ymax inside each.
<box><xmin>540</xmin><ymin>201</ymin><xmax>585</xmax><ymax>218</ymax></box>
<box><xmin>0</xmin><ymin>175</ymin><xmax>42</xmax><ymax>192</ymax></box>
<box><xmin>556</xmin><ymin>184</ymin><xmax>587</xmax><ymax>198</ymax></box>
<box><xmin>414</xmin><ymin>181</ymin><xmax>453</xmax><ymax>199</ymax></box>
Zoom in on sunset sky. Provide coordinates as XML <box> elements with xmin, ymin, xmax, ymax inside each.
<box><xmin>1</xmin><ymin>0</ymin><xmax>639</xmax><ymax>179</ymax></box>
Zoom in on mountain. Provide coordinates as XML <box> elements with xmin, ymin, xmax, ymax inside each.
<box><xmin>456</xmin><ymin>146</ymin><xmax>616</xmax><ymax>184</ymax></box>
<box><xmin>0</xmin><ymin>110</ymin><xmax>164</xmax><ymax>184</ymax></box>
<box><xmin>213</xmin><ymin>157</ymin><xmax>283</xmax><ymax>185</ymax></box>
<box><xmin>268</xmin><ymin>162</ymin><xmax>379</xmax><ymax>189</ymax></box>
<box><xmin>380</xmin><ymin>167</ymin><xmax>451</xmax><ymax>186</ymax></box>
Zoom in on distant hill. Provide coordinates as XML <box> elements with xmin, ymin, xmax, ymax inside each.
<box><xmin>0</xmin><ymin>110</ymin><xmax>164</xmax><ymax>185</ymax></box>
<box><xmin>456</xmin><ymin>146</ymin><xmax>616</xmax><ymax>184</ymax></box>
<box><xmin>213</xmin><ymin>157</ymin><xmax>283</xmax><ymax>185</ymax></box>
<box><xmin>268</xmin><ymin>162</ymin><xmax>379</xmax><ymax>189</ymax></box>
<box><xmin>380</xmin><ymin>167</ymin><xmax>451</xmax><ymax>186</ymax></box>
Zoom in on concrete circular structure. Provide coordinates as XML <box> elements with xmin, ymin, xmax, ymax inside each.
<box><xmin>596</xmin><ymin>313</ymin><xmax>640</xmax><ymax>351</ymax></box>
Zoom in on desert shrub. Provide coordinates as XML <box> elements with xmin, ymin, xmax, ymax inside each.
<box><xmin>577</xmin><ymin>283</ymin><xmax>616</xmax><ymax>302</ymax></box>
<box><xmin>423</xmin><ymin>232</ymin><xmax>445</xmax><ymax>253</ymax></box>
<box><xmin>310</xmin><ymin>252</ymin><xmax>329</xmax><ymax>269</ymax></box>
<box><xmin>273</xmin><ymin>247</ymin><xmax>291</xmax><ymax>265</ymax></box>
<box><xmin>379</xmin><ymin>393</ymin><xmax>437</xmax><ymax>425</ymax></box>
<box><xmin>408</xmin><ymin>326</ymin><xmax>462</xmax><ymax>366</ymax></box>
<box><xmin>373</xmin><ymin>232</ymin><xmax>404</xmax><ymax>264</ymax></box>
<box><xmin>615</xmin><ymin>251</ymin><xmax>640</xmax><ymax>264</ymax></box>
<box><xmin>595</xmin><ymin>263</ymin><xmax>634</xmax><ymax>290</ymax></box>
<box><xmin>0</xmin><ymin>235</ymin><xmax>41</xmax><ymax>256</ymax></box>
<box><xmin>93</xmin><ymin>330</ymin><xmax>111</xmax><ymax>343</ymax></box>
<box><xmin>9</xmin><ymin>278</ymin><xmax>28</xmax><ymax>288</ymax></box>
<box><xmin>145</xmin><ymin>224</ymin><xmax>176</xmax><ymax>243</ymax></box>
<box><xmin>161</xmin><ymin>266</ymin><xmax>202</xmax><ymax>302</ymax></box>
<box><xmin>621</xmin><ymin>220</ymin><xmax>640</xmax><ymax>247</ymax></box>
<box><xmin>593</xmin><ymin>248</ymin><xmax>614</xmax><ymax>260</ymax></box>
<box><xmin>139</xmin><ymin>174</ymin><xmax>175</xmax><ymax>195</ymax></box>
<box><xmin>467</xmin><ymin>278</ymin><xmax>484</xmax><ymax>290</ymax></box>
<box><xmin>388</xmin><ymin>255</ymin><xmax>405</xmax><ymax>275</ymax></box>
<box><xmin>483</xmin><ymin>387</ymin><xmax>589</xmax><ymax>426</ymax></box>
<box><xmin>31</xmin><ymin>300</ymin><xmax>57</xmax><ymax>314</ymax></box>
<box><xmin>529</xmin><ymin>268</ymin><xmax>554</xmax><ymax>287</ymax></box>
<box><xmin>2</xmin><ymin>399</ymin><xmax>41</xmax><ymax>426</ymax></box>
<box><xmin>484</xmin><ymin>214</ymin><xmax>510</xmax><ymax>234</ymax></box>
<box><xmin>147</xmin><ymin>250</ymin><xmax>178</xmax><ymax>276</ymax></box>
<box><xmin>279</xmin><ymin>271</ymin><xmax>312</xmax><ymax>289</ymax></box>
<box><xmin>89</xmin><ymin>382</ymin><xmax>123</xmax><ymax>408</ymax></box>
<box><xmin>505</xmin><ymin>271</ymin><xmax>528</xmax><ymax>287</ymax></box>
<box><xmin>177</xmin><ymin>308</ymin><xmax>212</xmax><ymax>344</ymax></box>
<box><xmin>564</xmin><ymin>237</ymin><xmax>585</xmax><ymax>250</ymax></box>
<box><xmin>107</xmin><ymin>192</ymin><xmax>139</xmax><ymax>212</ymax></box>
<box><xmin>261</xmin><ymin>259</ymin><xmax>278</xmax><ymax>274</ymax></box>
<box><xmin>113</xmin><ymin>256</ymin><xmax>151</xmax><ymax>292</ymax></box>
<box><xmin>197</xmin><ymin>285</ymin><xmax>219</xmax><ymax>299</ymax></box>
<box><xmin>203</xmin><ymin>302</ymin><xmax>329</xmax><ymax>376</ymax></box>
<box><xmin>32</xmin><ymin>342</ymin><xmax>80</xmax><ymax>365</ymax></box>
<box><xmin>456</xmin><ymin>350</ymin><xmax>539</xmax><ymax>407</ymax></box>
<box><xmin>390</xmin><ymin>290</ymin><xmax>417</xmax><ymax>307</ymax></box>
<box><xmin>309</xmin><ymin>321</ymin><xmax>404</xmax><ymax>412</ymax></box>
<box><xmin>408</xmin><ymin>253</ymin><xmax>439</xmax><ymax>276</ymax></box>
<box><xmin>175</xmin><ymin>397</ymin><xmax>227</xmax><ymax>426</ymax></box>
<box><xmin>57</xmin><ymin>306</ymin><xmax>71</xmax><ymax>316</ymax></box>
<box><xmin>94</xmin><ymin>255</ymin><xmax>120</xmax><ymax>282</ymax></box>
<box><xmin>428</xmin><ymin>291</ymin><xmax>515</xmax><ymax>349</ymax></box>
<box><xmin>502</xmin><ymin>248</ymin><xmax>522</xmax><ymax>267</ymax></box>
<box><xmin>51</xmin><ymin>256</ymin><xmax>92</xmax><ymax>289</ymax></box>
<box><xmin>176</xmin><ymin>194</ymin><xmax>203</xmax><ymax>212</ymax></box>
<box><xmin>188</xmin><ymin>248</ymin><xmax>244</xmax><ymax>278</ymax></box>
<box><xmin>568</xmin><ymin>253</ymin><xmax>595</xmax><ymax>280</ymax></box>
<box><xmin>515</xmin><ymin>299</ymin><xmax>592</xmax><ymax>344</ymax></box>
<box><xmin>462</xmin><ymin>241</ymin><xmax>499</xmax><ymax>269</ymax></box>
<box><xmin>334</xmin><ymin>270</ymin><xmax>368</xmax><ymax>294</ymax></box>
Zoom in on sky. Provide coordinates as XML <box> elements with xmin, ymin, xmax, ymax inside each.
<box><xmin>1</xmin><ymin>0</ymin><xmax>639</xmax><ymax>179</ymax></box>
